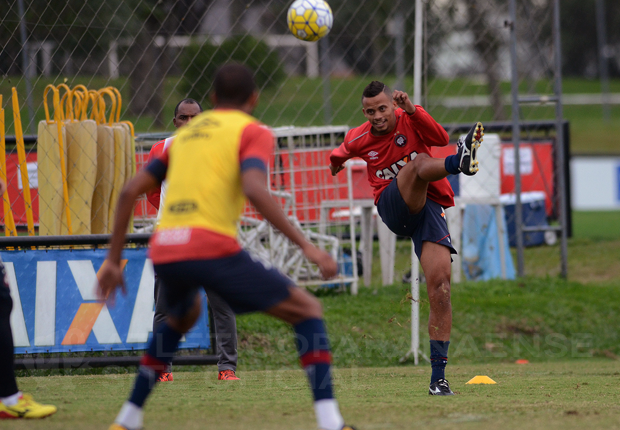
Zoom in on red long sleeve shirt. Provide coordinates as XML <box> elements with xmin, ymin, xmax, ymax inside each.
<box><xmin>330</xmin><ymin>106</ymin><xmax>455</xmax><ymax>208</ymax></box>
<box><xmin>145</xmin><ymin>139</ymin><xmax>166</xmax><ymax>209</ymax></box>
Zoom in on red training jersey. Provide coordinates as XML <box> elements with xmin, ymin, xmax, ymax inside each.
<box><xmin>329</xmin><ymin>106</ymin><xmax>455</xmax><ymax>208</ymax></box>
<box><xmin>145</xmin><ymin>139</ymin><xmax>166</xmax><ymax>209</ymax></box>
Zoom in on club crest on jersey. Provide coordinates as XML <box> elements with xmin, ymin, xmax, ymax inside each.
<box><xmin>394</xmin><ymin>134</ymin><xmax>407</xmax><ymax>147</ymax></box>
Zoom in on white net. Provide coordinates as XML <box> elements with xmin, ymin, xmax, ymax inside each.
<box><xmin>0</xmin><ymin>0</ymin><xmax>569</xmax><ymax>279</ymax></box>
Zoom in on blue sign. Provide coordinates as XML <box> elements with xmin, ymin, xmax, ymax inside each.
<box><xmin>617</xmin><ymin>165</ymin><xmax>620</xmax><ymax>202</ymax></box>
<box><xmin>2</xmin><ymin>248</ymin><xmax>210</xmax><ymax>354</ymax></box>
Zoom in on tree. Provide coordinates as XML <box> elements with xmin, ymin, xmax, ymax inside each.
<box><xmin>465</xmin><ymin>0</ymin><xmax>506</xmax><ymax>120</ymax></box>
<box><xmin>560</xmin><ymin>0</ymin><xmax>620</xmax><ymax>77</ymax></box>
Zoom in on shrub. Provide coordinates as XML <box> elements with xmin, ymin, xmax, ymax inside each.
<box><xmin>181</xmin><ymin>35</ymin><xmax>285</xmax><ymax>105</ymax></box>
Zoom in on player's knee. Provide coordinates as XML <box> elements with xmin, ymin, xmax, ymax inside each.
<box><xmin>409</xmin><ymin>153</ymin><xmax>430</xmax><ymax>174</ymax></box>
<box><xmin>299</xmin><ymin>291</ymin><xmax>323</xmax><ymax>320</ymax></box>
<box><xmin>427</xmin><ymin>276</ymin><xmax>452</xmax><ymax>302</ymax></box>
<box><xmin>169</xmin><ymin>295</ymin><xmax>202</xmax><ymax>333</ymax></box>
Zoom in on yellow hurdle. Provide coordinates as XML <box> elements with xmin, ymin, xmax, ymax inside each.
<box><xmin>121</xmin><ymin>119</ymin><xmax>136</xmax><ymax>233</ymax></box>
<box><xmin>11</xmin><ymin>88</ymin><xmax>35</xmax><ymax>236</ymax></box>
<box><xmin>55</xmin><ymin>84</ymin><xmax>72</xmax><ymax>234</ymax></box>
<box><xmin>90</xmin><ymin>90</ymin><xmax>115</xmax><ymax>234</ymax></box>
<box><xmin>106</xmin><ymin>86</ymin><xmax>135</xmax><ymax>233</ymax></box>
<box><xmin>38</xmin><ymin>85</ymin><xmax>68</xmax><ymax>235</ymax></box>
<box><xmin>38</xmin><ymin>86</ymin><xmax>64</xmax><ymax>235</ymax></box>
<box><xmin>0</xmin><ymin>95</ymin><xmax>17</xmax><ymax>236</ymax></box>
<box><xmin>98</xmin><ymin>88</ymin><xmax>127</xmax><ymax>233</ymax></box>
<box><xmin>60</xmin><ymin>85</ymin><xmax>97</xmax><ymax>235</ymax></box>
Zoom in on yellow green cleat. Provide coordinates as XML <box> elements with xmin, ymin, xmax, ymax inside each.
<box><xmin>0</xmin><ymin>393</ymin><xmax>57</xmax><ymax>419</ymax></box>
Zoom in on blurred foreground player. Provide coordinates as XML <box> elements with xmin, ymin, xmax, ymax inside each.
<box><xmin>329</xmin><ymin>81</ymin><xmax>483</xmax><ymax>396</ymax></box>
<box><xmin>146</xmin><ymin>98</ymin><xmax>240</xmax><ymax>382</ymax></box>
<box><xmin>0</xmin><ymin>179</ymin><xmax>57</xmax><ymax>420</ymax></box>
<box><xmin>98</xmin><ymin>63</ymin><xmax>355</xmax><ymax>430</ymax></box>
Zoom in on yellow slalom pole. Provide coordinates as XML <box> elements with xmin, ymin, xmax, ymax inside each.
<box><xmin>57</xmin><ymin>83</ymin><xmax>72</xmax><ymax>122</ymax></box>
<box><xmin>108</xmin><ymin>87</ymin><xmax>122</xmax><ymax>123</ymax></box>
<box><xmin>11</xmin><ymin>88</ymin><xmax>35</xmax><ymax>236</ymax></box>
<box><xmin>0</xmin><ymin>95</ymin><xmax>17</xmax><ymax>236</ymax></box>
<box><xmin>72</xmin><ymin>85</ymin><xmax>89</xmax><ymax>121</ymax></box>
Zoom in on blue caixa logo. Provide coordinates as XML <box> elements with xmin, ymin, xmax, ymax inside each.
<box><xmin>2</xmin><ymin>248</ymin><xmax>211</xmax><ymax>354</ymax></box>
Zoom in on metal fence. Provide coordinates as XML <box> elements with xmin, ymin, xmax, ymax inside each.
<box><xmin>1</xmin><ymin>0</ymin><xmax>573</xmax><ymax>278</ymax></box>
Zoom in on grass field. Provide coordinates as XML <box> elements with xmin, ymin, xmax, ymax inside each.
<box><xmin>8</xmin><ymin>210</ymin><xmax>619</xmax><ymax>429</ymax></box>
<box><xmin>7</xmin><ymin>361</ymin><xmax>620</xmax><ymax>430</ymax></box>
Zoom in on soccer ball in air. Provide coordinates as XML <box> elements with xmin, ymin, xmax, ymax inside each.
<box><xmin>287</xmin><ymin>0</ymin><xmax>333</xmax><ymax>42</ymax></box>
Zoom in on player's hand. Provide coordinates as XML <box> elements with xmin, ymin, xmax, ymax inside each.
<box><xmin>96</xmin><ymin>259</ymin><xmax>126</xmax><ymax>306</ymax></box>
<box><xmin>0</xmin><ymin>179</ymin><xmax>6</xmax><ymax>195</ymax></box>
<box><xmin>329</xmin><ymin>163</ymin><xmax>345</xmax><ymax>176</ymax></box>
<box><xmin>393</xmin><ymin>90</ymin><xmax>415</xmax><ymax>115</ymax></box>
<box><xmin>302</xmin><ymin>245</ymin><xmax>338</xmax><ymax>280</ymax></box>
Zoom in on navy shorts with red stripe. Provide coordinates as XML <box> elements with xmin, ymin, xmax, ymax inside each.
<box><xmin>153</xmin><ymin>249</ymin><xmax>293</xmax><ymax>317</ymax></box>
<box><xmin>376</xmin><ymin>177</ymin><xmax>457</xmax><ymax>260</ymax></box>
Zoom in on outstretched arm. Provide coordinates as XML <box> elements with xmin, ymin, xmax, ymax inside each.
<box><xmin>242</xmin><ymin>168</ymin><xmax>338</xmax><ymax>279</ymax></box>
<box><xmin>393</xmin><ymin>90</ymin><xmax>416</xmax><ymax>115</ymax></box>
<box><xmin>394</xmin><ymin>90</ymin><xmax>448</xmax><ymax>147</ymax></box>
<box><xmin>329</xmin><ymin>141</ymin><xmax>352</xmax><ymax>176</ymax></box>
<box><xmin>97</xmin><ymin>169</ymin><xmax>160</xmax><ymax>303</ymax></box>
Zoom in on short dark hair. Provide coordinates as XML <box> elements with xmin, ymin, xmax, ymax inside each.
<box><xmin>213</xmin><ymin>63</ymin><xmax>256</xmax><ymax>105</ymax></box>
<box><xmin>174</xmin><ymin>98</ymin><xmax>203</xmax><ymax>117</ymax></box>
<box><xmin>362</xmin><ymin>81</ymin><xmax>391</xmax><ymax>103</ymax></box>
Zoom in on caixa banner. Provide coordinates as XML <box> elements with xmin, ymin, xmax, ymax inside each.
<box><xmin>1</xmin><ymin>248</ymin><xmax>211</xmax><ymax>354</ymax></box>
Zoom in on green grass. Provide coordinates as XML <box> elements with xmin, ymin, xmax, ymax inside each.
<box><xmin>9</xmin><ymin>361</ymin><xmax>620</xmax><ymax>430</ymax></box>
<box><xmin>233</xmin><ymin>209</ymin><xmax>620</xmax><ymax>370</ymax></box>
<box><xmin>572</xmin><ymin>211</ymin><xmax>620</xmax><ymax>241</ymax></box>
<box><xmin>12</xmin><ymin>211</ymin><xmax>620</xmax><ymax>375</ymax></box>
<box><xmin>235</xmin><ymin>276</ymin><xmax>620</xmax><ymax>370</ymax></box>
<box><xmin>519</xmin><ymin>210</ymin><xmax>620</xmax><ymax>283</ymax></box>
<box><xmin>428</xmin><ymin>76</ymin><xmax>620</xmax><ymax>97</ymax></box>
<box><xmin>7</xmin><ymin>207</ymin><xmax>620</xmax><ymax>428</ymax></box>
<box><xmin>2</xmin><ymin>75</ymin><xmax>618</xmax><ymax>154</ymax></box>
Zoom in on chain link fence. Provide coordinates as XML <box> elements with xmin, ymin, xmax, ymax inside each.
<box><xmin>1</xmin><ymin>0</ymin><xmax>571</xmax><ymax>278</ymax></box>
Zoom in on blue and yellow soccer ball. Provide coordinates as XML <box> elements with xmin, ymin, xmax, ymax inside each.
<box><xmin>287</xmin><ymin>0</ymin><xmax>333</xmax><ymax>42</ymax></box>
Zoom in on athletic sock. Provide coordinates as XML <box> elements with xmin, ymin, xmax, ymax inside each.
<box><xmin>430</xmin><ymin>340</ymin><xmax>450</xmax><ymax>383</ymax></box>
<box><xmin>0</xmin><ymin>391</ymin><xmax>21</xmax><ymax>407</ymax></box>
<box><xmin>115</xmin><ymin>401</ymin><xmax>143</xmax><ymax>430</ymax></box>
<box><xmin>444</xmin><ymin>154</ymin><xmax>461</xmax><ymax>175</ymax></box>
<box><xmin>314</xmin><ymin>399</ymin><xmax>344</xmax><ymax>430</ymax></box>
<box><xmin>128</xmin><ymin>323</ymin><xmax>182</xmax><ymax>407</ymax></box>
<box><xmin>294</xmin><ymin>318</ymin><xmax>344</xmax><ymax>430</ymax></box>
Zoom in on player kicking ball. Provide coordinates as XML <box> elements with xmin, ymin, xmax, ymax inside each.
<box><xmin>329</xmin><ymin>81</ymin><xmax>483</xmax><ymax>396</ymax></box>
<box><xmin>97</xmin><ymin>63</ymin><xmax>355</xmax><ymax>430</ymax></box>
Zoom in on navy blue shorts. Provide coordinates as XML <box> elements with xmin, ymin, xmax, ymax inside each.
<box><xmin>153</xmin><ymin>250</ymin><xmax>293</xmax><ymax>317</ymax></box>
<box><xmin>376</xmin><ymin>178</ymin><xmax>457</xmax><ymax>260</ymax></box>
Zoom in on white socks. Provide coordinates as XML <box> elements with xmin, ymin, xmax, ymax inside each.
<box><xmin>115</xmin><ymin>401</ymin><xmax>144</xmax><ymax>430</ymax></box>
<box><xmin>114</xmin><ymin>398</ymin><xmax>341</xmax><ymax>430</ymax></box>
<box><xmin>0</xmin><ymin>391</ymin><xmax>21</xmax><ymax>407</ymax></box>
<box><xmin>314</xmin><ymin>398</ymin><xmax>344</xmax><ymax>430</ymax></box>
